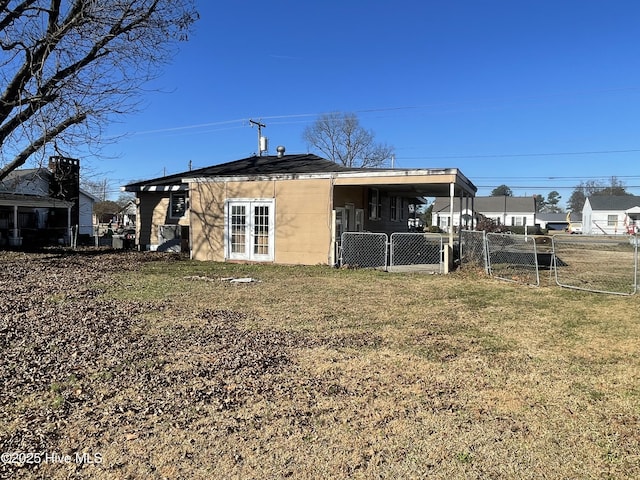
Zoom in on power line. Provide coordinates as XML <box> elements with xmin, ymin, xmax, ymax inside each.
<box><xmin>397</xmin><ymin>149</ymin><xmax>640</xmax><ymax>160</ymax></box>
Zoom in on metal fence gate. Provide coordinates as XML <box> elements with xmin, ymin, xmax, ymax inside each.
<box><xmin>340</xmin><ymin>232</ymin><xmax>445</xmax><ymax>272</ymax></box>
<box><xmin>390</xmin><ymin>233</ymin><xmax>444</xmax><ymax>273</ymax></box>
<box><xmin>460</xmin><ymin>230</ymin><xmax>488</xmax><ymax>272</ymax></box>
<box><xmin>552</xmin><ymin>234</ymin><xmax>638</xmax><ymax>295</ymax></box>
<box><xmin>340</xmin><ymin>232</ymin><xmax>388</xmax><ymax>268</ymax></box>
<box><xmin>486</xmin><ymin>233</ymin><xmax>540</xmax><ymax>286</ymax></box>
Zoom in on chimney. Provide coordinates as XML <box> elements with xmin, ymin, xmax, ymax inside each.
<box><xmin>49</xmin><ymin>156</ymin><xmax>80</xmax><ymax>229</ymax></box>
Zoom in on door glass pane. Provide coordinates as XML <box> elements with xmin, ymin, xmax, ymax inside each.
<box><xmin>253</xmin><ymin>205</ymin><xmax>270</xmax><ymax>255</ymax></box>
<box><xmin>231</xmin><ymin>205</ymin><xmax>246</xmax><ymax>254</ymax></box>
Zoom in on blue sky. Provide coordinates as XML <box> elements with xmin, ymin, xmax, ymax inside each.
<box><xmin>96</xmin><ymin>0</ymin><xmax>640</xmax><ymax>203</ymax></box>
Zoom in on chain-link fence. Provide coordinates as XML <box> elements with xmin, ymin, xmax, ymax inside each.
<box><xmin>390</xmin><ymin>233</ymin><xmax>444</xmax><ymax>273</ymax></box>
<box><xmin>486</xmin><ymin>233</ymin><xmax>540</xmax><ymax>286</ymax></box>
<box><xmin>460</xmin><ymin>230</ymin><xmax>488</xmax><ymax>272</ymax></box>
<box><xmin>552</xmin><ymin>234</ymin><xmax>638</xmax><ymax>295</ymax></box>
<box><xmin>340</xmin><ymin>232</ymin><xmax>388</xmax><ymax>269</ymax></box>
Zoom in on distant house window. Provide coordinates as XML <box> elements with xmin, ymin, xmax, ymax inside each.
<box><xmin>607</xmin><ymin>215</ymin><xmax>617</xmax><ymax>226</ymax></box>
<box><xmin>170</xmin><ymin>192</ymin><xmax>186</xmax><ymax>218</ymax></box>
<box><xmin>368</xmin><ymin>188</ymin><xmax>381</xmax><ymax>220</ymax></box>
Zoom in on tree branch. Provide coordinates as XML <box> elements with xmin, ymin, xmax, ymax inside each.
<box><xmin>0</xmin><ymin>110</ymin><xmax>87</xmax><ymax>182</ymax></box>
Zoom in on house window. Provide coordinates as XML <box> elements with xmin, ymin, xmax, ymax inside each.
<box><xmin>607</xmin><ymin>215</ymin><xmax>618</xmax><ymax>227</ymax></box>
<box><xmin>225</xmin><ymin>199</ymin><xmax>274</xmax><ymax>261</ymax></box>
<box><xmin>355</xmin><ymin>209</ymin><xmax>364</xmax><ymax>232</ymax></box>
<box><xmin>390</xmin><ymin>196</ymin><xmax>398</xmax><ymax>221</ymax></box>
<box><xmin>368</xmin><ymin>188</ymin><xmax>381</xmax><ymax>220</ymax></box>
<box><xmin>170</xmin><ymin>192</ymin><xmax>187</xmax><ymax>218</ymax></box>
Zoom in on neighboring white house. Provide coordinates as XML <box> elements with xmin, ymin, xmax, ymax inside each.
<box><xmin>0</xmin><ymin>159</ymin><xmax>95</xmax><ymax>246</ymax></box>
<box><xmin>431</xmin><ymin>196</ymin><xmax>537</xmax><ymax>232</ymax></box>
<box><xmin>78</xmin><ymin>189</ymin><xmax>98</xmax><ymax>235</ymax></box>
<box><xmin>582</xmin><ymin>195</ymin><xmax>640</xmax><ymax>235</ymax></box>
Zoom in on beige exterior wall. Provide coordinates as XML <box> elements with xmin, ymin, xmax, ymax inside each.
<box><xmin>333</xmin><ymin>172</ymin><xmax>459</xmax><ymax>188</ymax></box>
<box><xmin>136</xmin><ymin>192</ymin><xmax>189</xmax><ymax>248</ymax></box>
<box><xmin>189</xmin><ymin>182</ymin><xmax>226</xmax><ymax>261</ymax></box>
<box><xmin>189</xmin><ymin>178</ymin><xmax>333</xmax><ymax>264</ymax></box>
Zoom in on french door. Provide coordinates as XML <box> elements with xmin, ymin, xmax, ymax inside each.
<box><xmin>225</xmin><ymin>199</ymin><xmax>274</xmax><ymax>261</ymax></box>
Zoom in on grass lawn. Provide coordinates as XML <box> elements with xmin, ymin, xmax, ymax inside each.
<box><xmin>1</xmin><ymin>250</ymin><xmax>639</xmax><ymax>479</ymax></box>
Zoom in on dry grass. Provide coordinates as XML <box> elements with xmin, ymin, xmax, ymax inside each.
<box><xmin>2</xmin><ymin>251</ymin><xmax>640</xmax><ymax>479</ymax></box>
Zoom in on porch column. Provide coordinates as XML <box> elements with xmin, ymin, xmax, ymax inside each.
<box><xmin>12</xmin><ymin>205</ymin><xmax>18</xmax><ymax>239</ymax></box>
<box><xmin>458</xmin><ymin>192</ymin><xmax>463</xmax><ymax>251</ymax></box>
<box><xmin>67</xmin><ymin>206</ymin><xmax>72</xmax><ymax>246</ymax></box>
<box><xmin>471</xmin><ymin>196</ymin><xmax>475</xmax><ymax>229</ymax></box>
<box><xmin>448</xmin><ymin>183</ymin><xmax>455</xmax><ymax>249</ymax></box>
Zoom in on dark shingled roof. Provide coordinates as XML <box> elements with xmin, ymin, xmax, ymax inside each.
<box><xmin>586</xmin><ymin>195</ymin><xmax>640</xmax><ymax>211</ymax></box>
<box><xmin>125</xmin><ymin>154</ymin><xmax>355</xmax><ymax>189</ymax></box>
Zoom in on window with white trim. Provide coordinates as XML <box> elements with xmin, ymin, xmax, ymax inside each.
<box><xmin>607</xmin><ymin>215</ymin><xmax>618</xmax><ymax>226</ymax></box>
<box><xmin>225</xmin><ymin>199</ymin><xmax>274</xmax><ymax>261</ymax></box>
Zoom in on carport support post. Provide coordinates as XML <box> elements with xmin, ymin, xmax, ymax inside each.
<box><xmin>443</xmin><ymin>182</ymin><xmax>455</xmax><ymax>273</ymax></box>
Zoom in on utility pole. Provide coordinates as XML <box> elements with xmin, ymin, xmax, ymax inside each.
<box><xmin>249</xmin><ymin>119</ymin><xmax>267</xmax><ymax>156</ymax></box>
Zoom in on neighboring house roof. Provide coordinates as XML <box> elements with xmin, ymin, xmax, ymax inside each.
<box><xmin>585</xmin><ymin>195</ymin><xmax>640</xmax><ymax>211</ymax></box>
<box><xmin>79</xmin><ymin>188</ymin><xmax>99</xmax><ymax>202</ymax></box>
<box><xmin>0</xmin><ymin>168</ymin><xmax>50</xmax><ymax>193</ymax></box>
<box><xmin>537</xmin><ymin>212</ymin><xmax>582</xmax><ymax>222</ymax></box>
<box><xmin>117</xmin><ymin>199</ymin><xmax>136</xmax><ymax>215</ymax></box>
<box><xmin>432</xmin><ymin>196</ymin><xmax>535</xmax><ymax>214</ymax></box>
<box><xmin>0</xmin><ymin>192</ymin><xmax>74</xmax><ymax>208</ymax></box>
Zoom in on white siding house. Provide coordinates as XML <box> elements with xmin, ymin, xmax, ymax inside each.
<box><xmin>78</xmin><ymin>189</ymin><xmax>98</xmax><ymax>235</ymax></box>
<box><xmin>0</xmin><ymin>162</ymin><xmax>95</xmax><ymax>245</ymax></box>
<box><xmin>582</xmin><ymin>196</ymin><xmax>640</xmax><ymax>235</ymax></box>
<box><xmin>432</xmin><ymin>196</ymin><xmax>537</xmax><ymax>232</ymax></box>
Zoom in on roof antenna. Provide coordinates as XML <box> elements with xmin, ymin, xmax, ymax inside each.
<box><xmin>249</xmin><ymin>119</ymin><xmax>267</xmax><ymax>156</ymax></box>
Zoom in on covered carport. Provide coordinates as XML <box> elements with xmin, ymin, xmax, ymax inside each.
<box><xmin>330</xmin><ymin>167</ymin><xmax>477</xmax><ymax>271</ymax></box>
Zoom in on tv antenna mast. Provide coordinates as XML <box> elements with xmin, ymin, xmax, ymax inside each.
<box><xmin>249</xmin><ymin>119</ymin><xmax>267</xmax><ymax>156</ymax></box>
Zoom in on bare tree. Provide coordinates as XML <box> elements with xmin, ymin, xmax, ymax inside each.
<box><xmin>0</xmin><ymin>0</ymin><xmax>198</xmax><ymax>182</ymax></box>
<box><xmin>303</xmin><ymin>112</ymin><xmax>394</xmax><ymax>168</ymax></box>
<box><xmin>567</xmin><ymin>177</ymin><xmax>631</xmax><ymax>212</ymax></box>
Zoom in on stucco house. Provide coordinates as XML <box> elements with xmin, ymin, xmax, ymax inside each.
<box><xmin>582</xmin><ymin>195</ymin><xmax>640</xmax><ymax>235</ymax></box>
<box><xmin>123</xmin><ymin>152</ymin><xmax>477</xmax><ymax>265</ymax></box>
<box><xmin>0</xmin><ymin>157</ymin><xmax>95</xmax><ymax>247</ymax></box>
<box><xmin>431</xmin><ymin>196</ymin><xmax>537</xmax><ymax>232</ymax></box>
